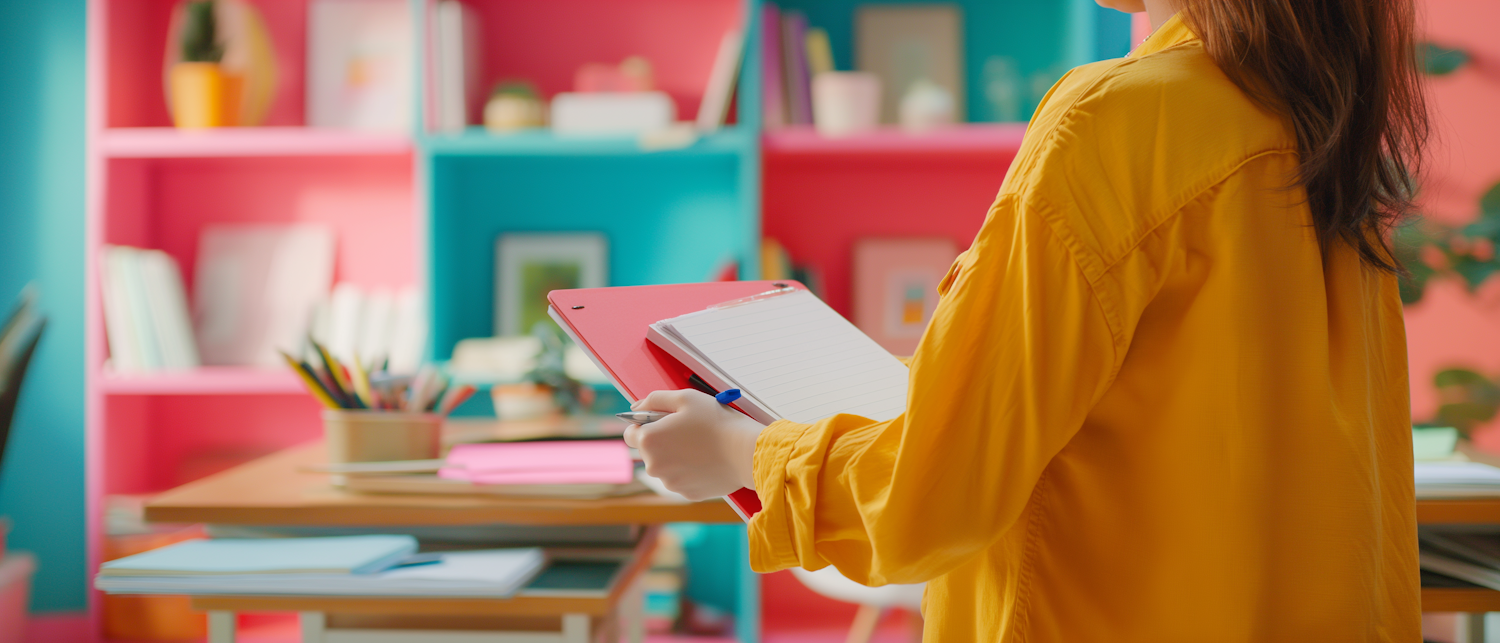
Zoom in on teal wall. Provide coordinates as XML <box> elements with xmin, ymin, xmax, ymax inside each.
<box><xmin>0</xmin><ymin>0</ymin><xmax>88</xmax><ymax>612</ymax></box>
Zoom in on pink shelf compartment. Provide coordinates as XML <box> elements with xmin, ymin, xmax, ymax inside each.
<box><xmin>99</xmin><ymin>366</ymin><xmax>307</xmax><ymax>395</ymax></box>
<box><xmin>100</xmin><ymin>127</ymin><xmax>412</xmax><ymax>158</ymax></box>
<box><xmin>763</xmin><ymin>123</ymin><xmax>1028</xmax><ymax>158</ymax></box>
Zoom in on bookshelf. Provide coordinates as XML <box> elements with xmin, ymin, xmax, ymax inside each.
<box><xmin>84</xmin><ymin>0</ymin><xmax>1127</xmax><ymax>641</ymax></box>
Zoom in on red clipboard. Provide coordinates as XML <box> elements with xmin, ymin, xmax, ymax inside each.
<box><xmin>548</xmin><ymin>281</ymin><xmax>809</xmax><ymax>521</ymax></box>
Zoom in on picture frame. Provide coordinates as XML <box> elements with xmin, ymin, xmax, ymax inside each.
<box><xmin>855</xmin><ymin>4</ymin><xmax>966</xmax><ymax>124</ymax></box>
<box><xmin>495</xmin><ymin>233</ymin><xmax>608</xmax><ymax>337</ymax></box>
<box><xmin>853</xmin><ymin>237</ymin><xmax>960</xmax><ymax>356</ymax></box>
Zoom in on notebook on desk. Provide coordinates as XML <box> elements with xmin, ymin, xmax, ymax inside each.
<box><xmin>548</xmin><ymin>282</ymin><xmax>911</xmax><ymax>521</ymax></box>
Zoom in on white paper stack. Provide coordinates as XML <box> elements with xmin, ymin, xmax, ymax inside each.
<box><xmin>1414</xmin><ymin>461</ymin><xmax>1500</xmax><ymax>499</ymax></box>
<box><xmin>97</xmin><ymin>549</ymin><xmax>547</xmax><ymax>598</ymax></box>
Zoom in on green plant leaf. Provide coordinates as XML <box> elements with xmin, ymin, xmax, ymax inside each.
<box><xmin>1452</xmin><ymin>256</ymin><xmax>1500</xmax><ymax>291</ymax></box>
<box><xmin>181</xmin><ymin>1</ymin><xmax>223</xmax><ymax>64</ymax></box>
<box><xmin>1481</xmin><ymin>181</ymin><xmax>1500</xmax><ymax>219</ymax></box>
<box><xmin>1419</xmin><ymin>42</ymin><xmax>1470</xmax><ymax>76</ymax></box>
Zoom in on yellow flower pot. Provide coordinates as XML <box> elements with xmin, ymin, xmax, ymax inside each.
<box><xmin>168</xmin><ymin>62</ymin><xmax>224</xmax><ymax>129</ymax></box>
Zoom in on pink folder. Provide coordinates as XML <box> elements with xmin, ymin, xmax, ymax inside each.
<box><xmin>438</xmin><ymin>441</ymin><xmax>635</xmax><ymax>486</ymax></box>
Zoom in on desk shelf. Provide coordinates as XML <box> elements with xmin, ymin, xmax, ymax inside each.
<box><xmin>763</xmin><ymin>124</ymin><xmax>1027</xmax><ymax>161</ymax></box>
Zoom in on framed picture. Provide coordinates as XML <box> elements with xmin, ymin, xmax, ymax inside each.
<box><xmin>853</xmin><ymin>238</ymin><xmax>960</xmax><ymax>356</ymax></box>
<box><xmin>855</xmin><ymin>4</ymin><xmax>966</xmax><ymax>124</ymax></box>
<box><xmin>495</xmin><ymin>233</ymin><xmax>608</xmax><ymax>337</ymax></box>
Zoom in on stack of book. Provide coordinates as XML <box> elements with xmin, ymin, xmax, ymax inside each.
<box><xmin>99</xmin><ymin>246</ymin><xmax>199</xmax><ymax>373</ymax></box>
<box><xmin>95</xmin><ymin>535</ymin><xmax>546</xmax><ymax>598</ymax></box>
<box><xmin>337</xmin><ymin>440</ymin><xmax>646</xmax><ymax>499</ymax></box>
<box><xmin>1421</xmin><ymin>530</ymin><xmax>1500</xmax><ymax>591</ymax></box>
<box><xmin>761</xmin><ymin>4</ymin><xmax>833</xmax><ymax>129</ymax></box>
<box><xmin>1414</xmin><ymin>461</ymin><xmax>1500</xmax><ymax>498</ymax></box>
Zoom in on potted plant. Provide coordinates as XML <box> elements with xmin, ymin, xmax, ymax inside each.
<box><xmin>490</xmin><ymin>324</ymin><xmax>594</xmax><ymax>421</ymax></box>
<box><xmin>169</xmin><ymin>1</ymin><xmax>227</xmax><ymax>129</ymax></box>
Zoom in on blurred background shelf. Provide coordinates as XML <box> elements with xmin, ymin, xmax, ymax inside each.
<box><xmin>99</xmin><ymin>127</ymin><xmax>412</xmax><ymax>158</ymax></box>
<box><xmin>98</xmin><ymin>367</ymin><xmax>306</xmax><ymax>396</ymax></box>
<box><xmin>762</xmin><ymin>123</ymin><xmax>1027</xmax><ymax>160</ymax></box>
<box><xmin>421</xmin><ymin>127</ymin><xmax>752</xmax><ymax>158</ymax></box>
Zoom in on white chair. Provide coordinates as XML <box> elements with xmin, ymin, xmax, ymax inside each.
<box><xmin>791</xmin><ymin>566</ymin><xmax>925</xmax><ymax>643</ymax></box>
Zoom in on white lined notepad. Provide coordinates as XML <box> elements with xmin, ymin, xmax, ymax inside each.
<box><xmin>649</xmin><ymin>290</ymin><xmax>909</xmax><ymax>424</ymax></box>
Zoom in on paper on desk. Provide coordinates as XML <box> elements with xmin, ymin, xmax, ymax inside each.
<box><xmin>438</xmin><ymin>441</ymin><xmax>635</xmax><ymax>485</ymax></box>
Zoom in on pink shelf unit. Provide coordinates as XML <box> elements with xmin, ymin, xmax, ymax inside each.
<box><xmin>86</xmin><ymin>1</ymin><xmax>421</xmax><ymax>640</ymax></box>
<box><xmin>100</xmin><ymin>127</ymin><xmax>412</xmax><ymax>158</ymax></box>
<box><xmin>762</xmin><ymin>124</ymin><xmax>1026</xmax><ymax>318</ymax></box>
<box><xmin>100</xmin><ymin>367</ymin><xmax>306</xmax><ymax>396</ymax></box>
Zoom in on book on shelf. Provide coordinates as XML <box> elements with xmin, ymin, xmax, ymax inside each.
<box><xmin>780</xmin><ymin>10</ymin><xmax>814</xmax><ymax>126</ymax></box>
<box><xmin>308</xmin><ymin>283</ymin><xmax>427</xmax><ymax>375</ymax></box>
<box><xmin>432</xmin><ymin>0</ymin><xmax>481</xmax><ymax>133</ymax></box>
<box><xmin>1414</xmin><ymin>461</ymin><xmax>1500</xmax><ymax>498</ymax></box>
<box><xmin>696</xmin><ymin>28</ymin><xmax>744</xmax><ymax>132</ymax></box>
<box><xmin>100</xmin><ymin>246</ymin><xmax>200</xmax><ymax>373</ymax></box>
<box><xmin>761</xmin><ymin>3</ymin><xmax>786</xmax><ymax>129</ymax></box>
<box><xmin>194</xmin><ymin>224</ymin><xmax>335</xmax><ymax>369</ymax></box>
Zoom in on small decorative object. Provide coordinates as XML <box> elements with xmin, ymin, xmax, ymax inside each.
<box><xmin>490</xmin><ymin>382</ymin><xmax>559</xmax><ymax>421</ymax></box>
<box><xmin>853</xmin><ymin>238</ymin><xmax>960</xmax><ymax>355</ymax></box>
<box><xmin>1419</xmin><ymin>42</ymin><xmax>1470</xmax><ymax>76</ymax></box>
<box><xmin>306</xmin><ymin>0</ymin><xmax>413</xmax><ymax>131</ymax></box>
<box><xmin>483</xmin><ymin>81</ymin><xmax>545</xmax><ymax>133</ymax></box>
<box><xmin>856</xmin><ymin>4</ymin><xmax>965</xmax><ymax>124</ymax></box>
<box><xmin>983</xmin><ymin>56</ymin><xmax>1024</xmax><ymax>122</ymax></box>
<box><xmin>168</xmin><ymin>1</ymin><xmax>226</xmax><ymax>129</ymax></box>
<box><xmin>551</xmin><ymin>92</ymin><xmax>675</xmax><ymax>136</ymax></box>
<box><xmin>163</xmin><ymin>0</ymin><xmax>278</xmax><ymax>128</ymax></box>
<box><xmin>574</xmin><ymin>56</ymin><xmax>654</xmax><ymax>93</ymax></box>
<box><xmin>495</xmin><ymin>233</ymin><xmax>607</xmax><ymax>337</ymax></box>
<box><xmin>899</xmin><ymin>79</ymin><xmax>956</xmax><ymax>132</ymax></box>
<box><xmin>811</xmin><ymin>72</ymin><xmax>881</xmax><ymax>137</ymax></box>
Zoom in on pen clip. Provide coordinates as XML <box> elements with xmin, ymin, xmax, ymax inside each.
<box><xmin>709</xmin><ymin>286</ymin><xmax>797</xmax><ymax>310</ymax></box>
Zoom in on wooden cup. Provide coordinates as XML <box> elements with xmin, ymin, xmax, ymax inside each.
<box><xmin>322</xmin><ymin>411</ymin><xmax>443</xmax><ymax>467</ymax></box>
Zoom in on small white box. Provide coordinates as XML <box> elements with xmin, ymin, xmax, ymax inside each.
<box><xmin>550</xmin><ymin>92</ymin><xmax>676</xmax><ymax>135</ymax></box>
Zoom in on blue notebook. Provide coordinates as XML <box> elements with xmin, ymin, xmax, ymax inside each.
<box><xmin>99</xmin><ymin>535</ymin><xmax>417</xmax><ymax>576</ymax></box>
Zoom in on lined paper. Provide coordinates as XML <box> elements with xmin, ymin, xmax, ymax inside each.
<box><xmin>661</xmin><ymin>290</ymin><xmax>909</xmax><ymax>424</ymax></box>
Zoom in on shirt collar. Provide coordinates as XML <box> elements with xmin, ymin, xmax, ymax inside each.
<box><xmin>1131</xmin><ymin>13</ymin><xmax>1197</xmax><ymax>58</ymax></box>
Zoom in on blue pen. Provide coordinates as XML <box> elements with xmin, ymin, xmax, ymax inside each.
<box><xmin>617</xmin><ymin>389</ymin><xmax>742</xmax><ymax>425</ymax></box>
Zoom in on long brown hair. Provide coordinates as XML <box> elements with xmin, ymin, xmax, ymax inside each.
<box><xmin>1181</xmin><ymin>0</ymin><xmax>1429</xmax><ymax>271</ymax></box>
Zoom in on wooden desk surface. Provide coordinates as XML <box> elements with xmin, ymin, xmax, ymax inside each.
<box><xmin>144</xmin><ymin>442</ymin><xmax>740</xmax><ymax>526</ymax></box>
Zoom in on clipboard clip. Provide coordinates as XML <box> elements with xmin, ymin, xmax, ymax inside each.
<box><xmin>710</xmin><ymin>286</ymin><xmax>797</xmax><ymax>310</ymax></box>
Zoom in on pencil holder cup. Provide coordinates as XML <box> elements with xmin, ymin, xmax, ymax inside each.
<box><xmin>322</xmin><ymin>411</ymin><xmax>443</xmax><ymax>466</ymax></box>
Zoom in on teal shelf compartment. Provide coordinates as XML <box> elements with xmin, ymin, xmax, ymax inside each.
<box><xmin>426</xmin><ymin>152</ymin><xmax>755</xmax><ymax>360</ymax></box>
<box><xmin>768</xmin><ymin>0</ymin><xmax>1133</xmax><ymax>122</ymax></box>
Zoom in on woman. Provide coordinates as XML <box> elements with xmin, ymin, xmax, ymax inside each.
<box><xmin>626</xmin><ymin>0</ymin><xmax>1429</xmax><ymax>639</ymax></box>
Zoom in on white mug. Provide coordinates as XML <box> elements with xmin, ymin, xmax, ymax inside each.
<box><xmin>812</xmin><ymin>72</ymin><xmax>881</xmax><ymax>137</ymax></box>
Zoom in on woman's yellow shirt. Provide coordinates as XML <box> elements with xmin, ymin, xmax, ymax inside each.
<box><xmin>750</xmin><ymin>16</ymin><xmax>1419</xmax><ymax>642</ymax></box>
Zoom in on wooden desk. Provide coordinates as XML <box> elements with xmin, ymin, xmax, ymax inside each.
<box><xmin>144</xmin><ymin>442</ymin><xmax>741</xmax><ymax>527</ymax></box>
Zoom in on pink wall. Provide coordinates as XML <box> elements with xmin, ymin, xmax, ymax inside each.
<box><xmin>1404</xmin><ymin>0</ymin><xmax>1500</xmax><ymax>446</ymax></box>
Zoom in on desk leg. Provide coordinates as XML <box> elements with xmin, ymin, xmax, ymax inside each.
<box><xmin>619</xmin><ymin>576</ymin><xmax>645</xmax><ymax>643</ymax></box>
<box><xmin>1463</xmin><ymin>612</ymin><xmax>1487</xmax><ymax>643</ymax></box>
<box><xmin>300</xmin><ymin>611</ymin><xmax>326</xmax><ymax>643</ymax></box>
<box><xmin>207</xmin><ymin>611</ymin><xmax>236</xmax><ymax>643</ymax></box>
<box><xmin>562</xmin><ymin>613</ymin><xmax>590</xmax><ymax>643</ymax></box>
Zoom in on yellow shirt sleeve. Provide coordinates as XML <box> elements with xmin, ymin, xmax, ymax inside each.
<box><xmin>749</xmin><ymin>193</ymin><xmax>1121</xmax><ymax>585</ymax></box>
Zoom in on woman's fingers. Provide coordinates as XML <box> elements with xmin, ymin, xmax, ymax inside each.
<box><xmin>622</xmin><ymin>423</ymin><xmax>644</xmax><ymax>448</ymax></box>
<box><xmin>631</xmin><ymin>388</ymin><xmax>705</xmax><ymax>412</ymax></box>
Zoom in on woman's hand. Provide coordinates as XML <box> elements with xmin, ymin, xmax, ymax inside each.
<box><xmin>622</xmin><ymin>389</ymin><xmax>764</xmax><ymax>501</ymax></box>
